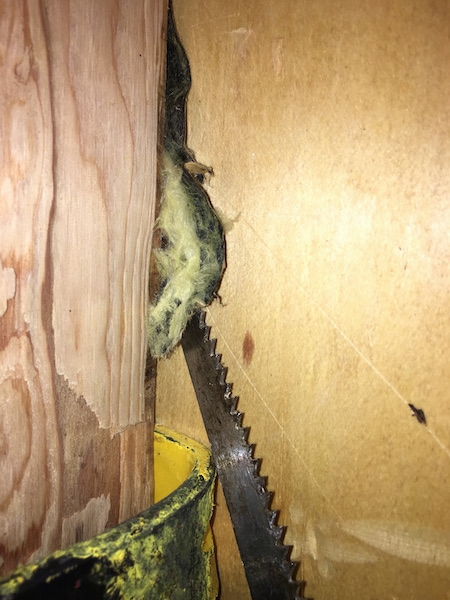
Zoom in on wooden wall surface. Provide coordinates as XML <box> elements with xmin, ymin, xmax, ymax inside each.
<box><xmin>0</xmin><ymin>0</ymin><xmax>164</xmax><ymax>574</ymax></box>
<box><xmin>156</xmin><ymin>1</ymin><xmax>450</xmax><ymax>598</ymax></box>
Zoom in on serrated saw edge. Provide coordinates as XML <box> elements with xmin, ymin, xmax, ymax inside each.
<box><xmin>181</xmin><ymin>310</ymin><xmax>304</xmax><ymax>600</ymax></box>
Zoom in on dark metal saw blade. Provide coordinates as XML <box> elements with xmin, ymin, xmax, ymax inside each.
<box><xmin>181</xmin><ymin>310</ymin><xmax>303</xmax><ymax>600</ymax></box>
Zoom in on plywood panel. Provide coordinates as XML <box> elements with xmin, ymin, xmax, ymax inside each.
<box><xmin>156</xmin><ymin>1</ymin><xmax>450</xmax><ymax>597</ymax></box>
<box><xmin>0</xmin><ymin>0</ymin><xmax>164</xmax><ymax>574</ymax></box>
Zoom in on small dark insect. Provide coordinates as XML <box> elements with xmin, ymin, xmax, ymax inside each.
<box><xmin>408</xmin><ymin>403</ymin><xmax>427</xmax><ymax>425</ymax></box>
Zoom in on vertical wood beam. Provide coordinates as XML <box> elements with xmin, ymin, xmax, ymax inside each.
<box><xmin>0</xmin><ymin>0</ymin><xmax>166</xmax><ymax>574</ymax></box>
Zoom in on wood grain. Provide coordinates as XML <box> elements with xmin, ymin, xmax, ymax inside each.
<box><xmin>0</xmin><ymin>0</ymin><xmax>165</xmax><ymax>575</ymax></box>
<box><xmin>156</xmin><ymin>1</ymin><xmax>450</xmax><ymax>598</ymax></box>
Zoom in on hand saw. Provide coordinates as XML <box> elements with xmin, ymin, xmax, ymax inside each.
<box><xmin>182</xmin><ymin>311</ymin><xmax>303</xmax><ymax>599</ymax></box>
<box><xmin>160</xmin><ymin>4</ymin><xmax>304</xmax><ymax>597</ymax></box>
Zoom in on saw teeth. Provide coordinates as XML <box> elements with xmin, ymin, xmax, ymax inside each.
<box><xmin>183</xmin><ymin>311</ymin><xmax>303</xmax><ymax>598</ymax></box>
<box><xmin>268</xmin><ymin>509</ymin><xmax>279</xmax><ymax>528</ymax></box>
<box><xmin>224</xmin><ymin>394</ymin><xmax>236</xmax><ymax>412</ymax></box>
<box><xmin>207</xmin><ymin>338</ymin><xmax>216</xmax><ymax>356</ymax></box>
<box><xmin>203</xmin><ymin>327</ymin><xmax>212</xmax><ymax>345</ymax></box>
<box><xmin>287</xmin><ymin>558</ymin><xmax>300</xmax><ymax>585</ymax></box>
<box><xmin>240</xmin><ymin>426</ymin><xmax>250</xmax><ymax>442</ymax></box>
<box><xmin>224</xmin><ymin>383</ymin><xmax>233</xmax><ymax>400</ymax></box>
<box><xmin>272</xmin><ymin>525</ymin><xmax>286</xmax><ymax>543</ymax></box>
<box><xmin>255</xmin><ymin>475</ymin><xmax>268</xmax><ymax>493</ymax></box>
<box><xmin>229</xmin><ymin>396</ymin><xmax>239</xmax><ymax>413</ymax></box>
<box><xmin>282</xmin><ymin>545</ymin><xmax>294</xmax><ymax>563</ymax></box>
<box><xmin>260</xmin><ymin>490</ymin><xmax>273</xmax><ymax>509</ymax></box>
<box><xmin>251</xmin><ymin>458</ymin><xmax>262</xmax><ymax>475</ymax></box>
<box><xmin>233</xmin><ymin>412</ymin><xmax>243</xmax><ymax>428</ymax></box>
<box><xmin>219</xmin><ymin>366</ymin><xmax>228</xmax><ymax>385</ymax></box>
<box><xmin>198</xmin><ymin>310</ymin><xmax>208</xmax><ymax>329</ymax></box>
<box><xmin>247</xmin><ymin>443</ymin><xmax>255</xmax><ymax>458</ymax></box>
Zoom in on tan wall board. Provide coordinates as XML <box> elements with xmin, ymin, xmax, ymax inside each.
<box><xmin>156</xmin><ymin>1</ymin><xmax>450</xmax><ymax>598</ymax></box>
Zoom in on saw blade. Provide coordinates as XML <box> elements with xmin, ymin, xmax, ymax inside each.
<box><xmin>182</xmin><ymin>310</ymin><xmax>303</xmax><ymax>599</ymax></box>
